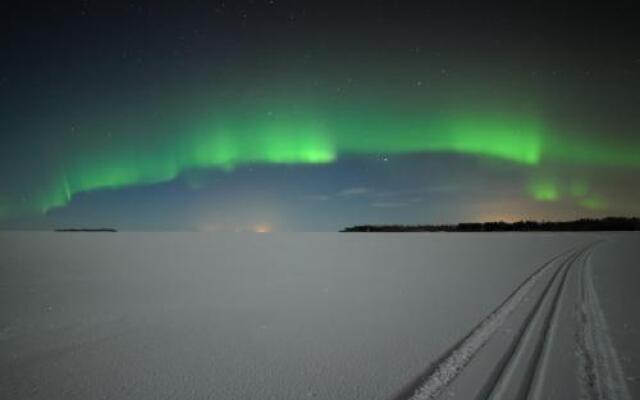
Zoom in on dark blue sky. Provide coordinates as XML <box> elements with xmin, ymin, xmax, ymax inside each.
<box><xmin>1</xmin><ymin>2</ymin><xmax>639</xmax><ymax>231</ymax></box>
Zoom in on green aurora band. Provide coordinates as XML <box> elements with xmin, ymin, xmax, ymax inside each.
<box><xmin>527</xmin><ymin>176</ymin><xmax>610</xmax><ymax>210</ymax></box>
<box><xmin>528</xmin><ymin>178</ymin><xmax>560</xmax><ymax>202</ymax></box>
<box><xmin>1</xmin><ymin>107</ymin><xmax>639</xmax><ymax>218</ymax></box>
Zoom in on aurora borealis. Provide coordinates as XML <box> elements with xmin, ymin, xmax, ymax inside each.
<box><xmin>4</xmin><ymin>108</ymin><xmax>639</xmax><ymax>216</ymax></box>
<box><xmin>1</xmin><ymin>2</ymin><xmax>639</xmax><ymax>230</ymax></box>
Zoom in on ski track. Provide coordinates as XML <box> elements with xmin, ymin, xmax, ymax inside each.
<box><xmin>527</xmin><ymin>246</ymin><xmax>589</xmax><ymax>400</ymax></box>
<box><xmin>391</xmin><ymin>248</ymin><xmax>576</xmax><ymax>400</ymax></box>
<box><xmin>577</xmin><ymin>249</ymin><xmax>632</xmax><ymax>400</ymax></box>
<box><xmin>392</xmin><ymin>240</ymin><xmax>633</xmax><ymax>400</ymax></box>
<box><xmin>475</xmin><ymin>247</ymin><xmax>584</xmax><ymax>400</ymax></box>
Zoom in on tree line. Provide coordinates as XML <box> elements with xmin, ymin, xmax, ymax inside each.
<box><xmin>341</xmin><ymin>217</ymin><xmax>640</xmax><ymax>232</ymax></box>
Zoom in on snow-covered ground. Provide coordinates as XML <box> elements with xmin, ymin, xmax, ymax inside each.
<box><xmin>0</xmin><ymin>232</ymin><xmax>637</xmax><ymax>399</ymax></box>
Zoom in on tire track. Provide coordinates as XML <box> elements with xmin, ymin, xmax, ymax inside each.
<box><xmin>390</xmin><ymin>248</ymin><xmax>576</xmax><ymax>400</ymax></box>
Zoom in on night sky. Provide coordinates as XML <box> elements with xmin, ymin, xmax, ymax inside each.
<box><xmin>1</xmin><ymin>2</ymin><xmax>639</xmax><ymax>231</ymax></box>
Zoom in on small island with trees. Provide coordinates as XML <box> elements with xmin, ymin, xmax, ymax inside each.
<box><xmin>55</xmin><ymin>228</ymin><xmax>118</xmax><ymax>232</ymax></box>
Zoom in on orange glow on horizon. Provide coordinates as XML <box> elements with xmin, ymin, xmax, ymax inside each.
<box><xmin>473</xmin><ymin>213</ymin><xmax>521</xmax><ymax>223</ymax></box>
<box><xmin>252</xmin><ymin>224</ymin><xmax>272</xmax><ymax>233</ymax></box>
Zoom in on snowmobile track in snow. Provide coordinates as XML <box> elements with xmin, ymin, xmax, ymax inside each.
<box><xmin>392</xmin><ymin>240</ymin><xmax>633</xmax><ymax>400</ymax></box>
<box><xmin>473</xmin><ymin>247</ymin><xmax>585</xmax><ymax>400</ymax></box>
<box><xmin>390</xmin><ymin>246</ymin><xmax>580</xmax><ymax>400</ymax></box>
<box><xmin>478</xmin><ymin>245</ymin><xmax>593</xmax><ymax>400</ymax></box>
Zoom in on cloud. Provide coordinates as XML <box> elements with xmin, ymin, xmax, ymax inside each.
<box><xmin>424</xmin><ymin>184</ymin><xmax>463</xmax><ymax>193</ymax></box>
<box><xmin>300</xmin><ymin>194</ymin><xmax>331</xmax><ymax>201</ymax></box>
<box><xmin>372</xmin><ymin>185</ymin><xmax>462</xmax><ymax>199</ymax></box>
<box><xmin>371</xmin><ymin>201</ymin><xmax>407</xmax><ymax>208</ymax></box>
<box><xmin>338</xmin><ymin>187</ymin><xmax>371</xmax><ymax>196</ymax></box>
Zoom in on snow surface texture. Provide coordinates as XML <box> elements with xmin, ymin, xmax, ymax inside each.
<box><xmin>0</xmin><ymin>233</ymin><xmax>637</xmax><ymax>399</ymax></box>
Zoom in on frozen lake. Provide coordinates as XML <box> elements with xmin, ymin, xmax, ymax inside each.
<box><xmin>0</xmin><ymin>232</ymin><xmax>637</xmax><ymax>399</ymax></box>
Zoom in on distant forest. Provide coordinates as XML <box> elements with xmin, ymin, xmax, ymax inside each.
<box><xmin>341</xmin><ymin>217</ymin><xmax>640</xmax><ymax>232</ymax></box>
